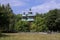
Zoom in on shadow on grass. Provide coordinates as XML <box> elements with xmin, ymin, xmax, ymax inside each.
<box><xmin>0</xmin><ymin>33</ymin><xmax>10</xmax><ymax>37</ymax></box>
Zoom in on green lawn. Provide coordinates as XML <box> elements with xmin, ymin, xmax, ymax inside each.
<box><xmin>0</xmin><ymin>33</ymin><xmax>60</xmax><ymax>40</ymax></box>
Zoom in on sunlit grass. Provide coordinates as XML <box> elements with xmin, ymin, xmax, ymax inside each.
<box><xmin>0</xmin><ymin>33</ymin><xmax>60</xmax><ymax>40</ymax></box>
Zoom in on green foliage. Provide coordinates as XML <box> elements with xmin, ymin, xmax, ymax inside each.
<box><xmin>34</xmin><ymin>14</ymin><xmax>48</xmax><ymax>32</ymax></box>
<box><xmin>14</xmin><ymin>14</ymin><xmax>30</xmax><ymax>32</ymax></box>
<box><xmin>29</xmin><ymin>13</ymin><xmax>48</xmax><ymax>32</ymax></box>
<box><xmin>14</xmin><ymin>14</ymin><xmax>22</xmax><ymax>32</ymax></box>
<box><xmin>0</xmin><ymin>4</ymin><xmax>15</xmax><ymax>33</ymax></box>
<box><xmin>0</xmin><ymin>3</ymin><xmax>60</xmax><ymax>33</ymax></box>
<box><xmin>14</xmin><ymin>14</ymin><xmax>29</xmax><ymax>32</ymax></box>
<box><xmin>20</xmin><ymin>21</ymin><xmax>30</xmax><ymax>32</ymax></box>
<box><xmin>45</xmin><ymin>9</ymin><xmax>60</xmax><ymax>32</ymax></box>
<box><xmin>30</xmin><ymin>23</ymin><xmax>37</xmax><ymax>32</ymax></box>
<box><xmin>14</xmin><ymin>20</ymin><xmax>22</xmax><ymax>31</ymax></box>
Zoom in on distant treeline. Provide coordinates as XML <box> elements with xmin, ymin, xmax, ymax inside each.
<box><xmin>0</xmin><ymin>4</ymin><xmax>60</xmax><ymax>33</ymax></box>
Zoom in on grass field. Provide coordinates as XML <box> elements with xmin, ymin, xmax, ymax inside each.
<box><xmin>0</xmin><ymin>33</ymin><xmax>60</xmax><ymax>40</ymax></box>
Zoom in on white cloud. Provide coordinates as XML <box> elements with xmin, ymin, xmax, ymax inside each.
<box><xmin>31</xmin><ymin>0</ymin><xmax>60</xmax><ymax>13</ymax></box>
<box><xmin>0</xmin><ymin>0</ymin><xmax>26</xmax><ymax>7</ymax></box>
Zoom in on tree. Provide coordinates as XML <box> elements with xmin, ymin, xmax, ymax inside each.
<box><xmin>4</xmin><ymin>4</ymin><xmax>15</xmax><ymax>32</ymax></box>
<box><xmin>45</xmin><ymin>9</ymin><xmax>60</xmax><ymax>32</ymax></box>
<box><xmin>30</xmin><ymin>22</ymin><xmax>37</xmax><ymax>32</ymax></box>
<box><xmin>0</xmin><ymin>4</ymin><xmax>15</xmax><ymax>33</ymax></box>
<box><xmin>24</xmin><ymin>13</ymin><xmax>47</xmax><ymax>32</ymax></box>
<box><xmin>14</xmin><ymin>14</ymin><xmax>30</xmax><ymax>32</ymax></box>
<box><xmin>34</xmin><ymin>13</ymin><xmax>48</xmax><ymax>32</ymax></box>
<box><xmin>14</xmin><ymin>14</ymin><xmax>22</xmax><ymax>32</ymax></box>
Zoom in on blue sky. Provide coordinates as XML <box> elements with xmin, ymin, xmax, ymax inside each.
<box><xmin>0</xmin><ymin>0</ymin><xmax>60</xmax><ymax>14</ymax></box>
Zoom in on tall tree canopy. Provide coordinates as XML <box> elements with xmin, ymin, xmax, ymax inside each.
<box><xmin>0</xmin><ymin>4</ymin><xmax>15</xmax><ymax>32</ymax></box>
<box><xmin>45</xmin><ymin>9</ymin><xmax>60</xmax><ymax>32</ymax></box>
